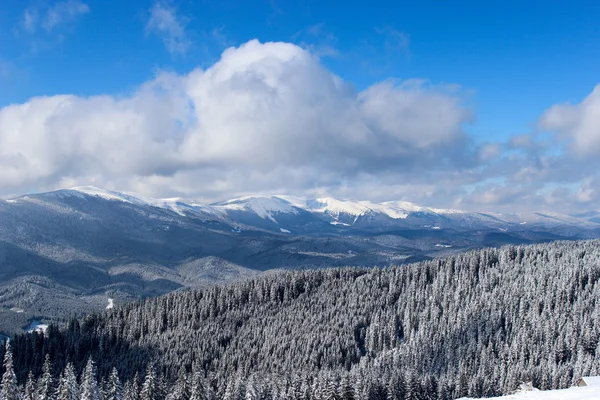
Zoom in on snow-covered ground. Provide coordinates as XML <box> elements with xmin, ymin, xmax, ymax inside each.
<box><xmin>106</xmin><ymin>298</ymin><xmax>114</xmax><ymax>309</ymax></box>
<box><xmin>25</xmin><ymin>320</ymin><xmax>48</xmax><ymax>334</ymax></box>
<box><xmin>462</xmin><ymin>386</ymin><xmax>600</xmax><ymax>400</ymax></box>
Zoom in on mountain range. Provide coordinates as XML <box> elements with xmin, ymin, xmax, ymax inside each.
<box><xmin>1</xmin><ymin>186</ymin><xmax>599</xmax><ymax>333</ymax></box>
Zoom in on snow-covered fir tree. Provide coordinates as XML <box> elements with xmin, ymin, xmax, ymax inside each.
<box><xmin>80</xmin><ymin>359</ymin><xmax>100</xmax><ymax>400</ymax></box>
<box><xmin>56</xmin><ymin>363</ymin><xmax>78</xmax><ymax>400</ymax></box>
<box><xmin>35</xmin><ymin>356</ymin><xmax>54</xmax><ymax>400</ymax></box>
<box><xmin>1</xmin><ymin>343</ymin><xmax>19</xmax><ymax>400</ymax></box>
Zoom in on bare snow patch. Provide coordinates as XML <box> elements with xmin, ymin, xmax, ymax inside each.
<box><xmin>26</xmin><ymin>320</ymin><xmax>48</xmax><ymax>334</ymax></box>
<box><xmin>460</xmin><ymin>383</ymin><xmax>600</xmax><ymax>399</ymax></box>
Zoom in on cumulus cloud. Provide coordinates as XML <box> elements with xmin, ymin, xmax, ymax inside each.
<box><xmin>539</xmin><ymin>84</ymin><xmax>600</xmax><ymax>157</ymax></box>
<box><xmin>0</xmin><ymin>40</ymin><xmax>475</xmax><ymax>203</ymax></box>
<box><xmin>146</xmin><ymin>1</ymin><xmax>191</xmax><ymax>55</ymax></box>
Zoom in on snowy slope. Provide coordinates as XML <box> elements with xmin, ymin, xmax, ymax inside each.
<box><xmin>212</xmin><ymin>196</ymin><xmax>300</xmax><ymax>224</ymax></box>
<box><xmin>462</xmin><ymin>386</ymin><xmax>600</xmax><ymax>400</ymax></box>
<box><xmin>69</xmin><ymin>186</ymin><xmax>148</xmax><ymax>205</ymax></box>
<box><xmin>67</xmin><ymin>187</ymin><xmax>225</xmax><ymax>219</ymax></box>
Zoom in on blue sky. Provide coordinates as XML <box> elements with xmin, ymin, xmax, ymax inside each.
<box><xmin>2</xmin><ymin>0</ymin><xmax>599</xmax><ymax>140</ymax></box>
<box><xmin>1</xmin><ymin>0</ymin><xmax>600</xmax><ymax>212</ymax></box>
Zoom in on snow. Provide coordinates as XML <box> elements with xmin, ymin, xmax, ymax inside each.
<box><xmin>282</xmin><ymin>196</ymin><xmax>461</xmax><ymax>222</ymax></box>
<box><xmin>70</xmin><ymin>186</ymin><xmax>144</xmax><ymax>204</ymax></box>
<box><xmin>330</xmin><ymin>221</ymin><xmax>352</xmax><ymax>226</ymax></box>
<box><xmin>307</xmin><ymin>197</ymin><xmax>373</xmax><ymax>217</ymax></box>
<box><xmin>213</xmin><ymin>196</ymin><xmax>299</xmax><ymax>223</ymax></box>
<box><xmin>146</xmin><ymin>197</ymin><xmax>224</xmax><ymax>218</ymax></box>
<box><xmin>579</xmin><ymin>377</ymin><xmax>600</xmax><ymax>387</ymax></box>
<box><xmin>26</xmin><ymin>320</ymin><xmax>48</xmax><ymax>334</ymax></box>
<box><xmin>106</xmin><ymin>298</ymin><xmax>114</xmax><ymax>309</ymax></box>
<box><xmin>461</xmin><ymin>385</ymin><xmax>600</xmax><ymax>400</ymax></box>
<box><xmin>68</xmin><ymin>187</ymin><xmax>225</xmax><ymax>218</ymax></box>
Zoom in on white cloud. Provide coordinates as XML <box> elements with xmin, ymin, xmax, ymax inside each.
<box><xmin>43</xmin><ymin>0</ymin><xmax>90</xmax><ymax>31</ymax></box>
<box><xmin>22</xmin><ymin>8</ymin><xmax>38</xmax><ymax>33</ymax></box>
<box><xmin>21</xmin><ymin>0</ymin><xmax>89</xmax><ymax>34</ymax></box>
<box><xmin>0</xmin><ymin>40</ymin><xmax>474</xmax><ymax>204</ymax></box>
<box><xmin>539</xmin><ymin>84</ymin><xmax>600</xmax><ymax>157</ymax></box>
<box><xmin>146</xmin><ymin>1</ymin><xmax>191</xmax><ymax>55</ymax></box>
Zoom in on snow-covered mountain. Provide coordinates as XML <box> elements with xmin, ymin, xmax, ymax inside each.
<box><xmin>11</xmin><ymin>186</ymin><xmax>600</xmax><ymax>234</ymax></box>
<box><xmin>1</xmin><ymin>186</ymin><xmax>600</xmax><ymax>334</ymax></box>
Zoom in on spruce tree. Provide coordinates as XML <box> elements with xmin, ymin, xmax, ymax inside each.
<box><xmin>139</xmin><ymin>365</ymin><xmax>159</xmax><ymax>400</ymax></box>
<box><xmin>0</xmin><ymin>343</ymin><xmax>19</xmax><ymax>400</ymax></box>
<box><xmin>56</xmin><ymin>363</ymin><xmax>79</xmax><ymax>400</ymax></box>
<box><xmin>80</xmin><ymin>358</ymin><xmax>100</xmax><ymax>400</ymax></box>
<box><xmin>36</xmin><ymin>355</ymin><xmax>54</xmax><ymax>400</ymax></box>
<box><xmin>103</xmin><ymin>368</ymin><xmax>122</xmax><ymax>400</ymax></box>
<box><xmin>24</xmin><ymin>372</ymin><xmax>36</xmax><ymax>400</ymax></box>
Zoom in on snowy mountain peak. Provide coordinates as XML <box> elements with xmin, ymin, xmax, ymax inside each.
<box><xmin>68</xmin><ymin>186</ymin><xmax>146</xmax><ymax>204</ymax></box>
<box><xmin>66</xmin><ymin>187</ymin><xmax>223</xmax><ymax>218</ymax></box>
<box><xmin>212</xmin><ymin>196</ymin><xmax>300</xmax><ymax>223</ymax></box>
<box><xmin>307</xmin><ymin>197</ymin><xmax>374</xmax><ymax>217</ymax></box>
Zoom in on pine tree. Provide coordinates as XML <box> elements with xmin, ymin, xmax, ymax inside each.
<box><xmin>340</xmin><ymin>376</ymin><xmax>354</xmax><ymax>400</ymax></box>
<box><xmin>165</xmin><ymin>367</ymin><xmax>189</xmax><ymax>400</ymax></box>
<box><xmin>122</xmin><ymin>374</ymin><xmax>139</xmax><ymax>400</ymax></box>
<box><xmin>140</xmin><ymin>365</ymin><xmax>160</xmax><ymax>400</ymax></box>
<box><xmin>36</xmin><ymin>355</ymin><xmax>54</xmax><ymax>400</ymax></box>
<box><xmin>0</xmin><ymin>343</ymin><xmax>19</xmax><ymax>400</ymax></box>
<box><xmin>189</xmin><ymin>365</ymin><xmax>205</xmax><ymax>400</ymax></box>
<box><xmin>23</xmin><ymin>372</ymin><xmax>36</xmax><ymax>400</ymax></box>
<box><xmin>80</xmin><ymin>358</ymin><xmax>100</xmax><ymax>400</ymax></box>
<box><xmin>103</xmin><ymin>368</ymin><xmax>122</xmax><ymax>400</ymax></box>
<box><xmin>57</xmin><ymin>364</ymin><xmax>79</xmax><ymax>400</ymax></box>
<box><xmin>244</xmin><ymin>376</ymin><xmax>258</xmax><ymax>400</ymax></box>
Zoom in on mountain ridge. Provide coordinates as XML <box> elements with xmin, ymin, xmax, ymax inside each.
<box><xmin>1</xmin><ymin>186</ymin><xmax>600</xmax><ymax>334</ymax></box>
<box><xmin>9</xmin><ymin>186</ymin><xmax>599</xmax><ymax>231</ymax></box>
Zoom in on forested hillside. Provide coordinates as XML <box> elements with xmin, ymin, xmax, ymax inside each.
<box><xmin>3</xmin><ymin>239</ymin><xmax>600</xmax><ymax>400</ymax></box>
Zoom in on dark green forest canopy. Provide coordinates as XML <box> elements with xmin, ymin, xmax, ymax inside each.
<box><xmin>4</xmin><ymin>239</ymin><xmax>600</xmax><ymax>399</ymax></box>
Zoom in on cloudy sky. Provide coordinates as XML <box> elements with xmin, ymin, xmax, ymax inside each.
<box><xmin>0</xmin><ymin>0</ymin><xmax>599</xmax><ymax>213</ymax></box>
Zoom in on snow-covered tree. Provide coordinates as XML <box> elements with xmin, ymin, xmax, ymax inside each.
<box><xmin>103</xmin><ymin>368</ymin><xmax>122</xmax><ymax>400</ymax></box>
<box><xmin>1</xmin><ymin>343</ymin><xmax>20</xmax><ymax>400</ymax></box>
<box><xmin>57</xmin><ymin>364</ymin><xmax>79</xmax><ymax>400</ymax></box>
<box><xmin>36</xmin><ymin>355</ymin><xmax>54</xmax><ymax>400</ymax></box>
<box><xmin>139</xmin><ymin>365</ymin><xmax>159</xmax><ymax>400</ymax></box>
<box><xmin>80</xmin><ymin>358</ymin><xmax>100</xmax><ymax>400</ymax></box>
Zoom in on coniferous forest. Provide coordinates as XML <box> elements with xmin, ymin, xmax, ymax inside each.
<box><xmin>2</xmin><ymin>239</ymin><xmax>600</xmax><ymax>400</ymax></box>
